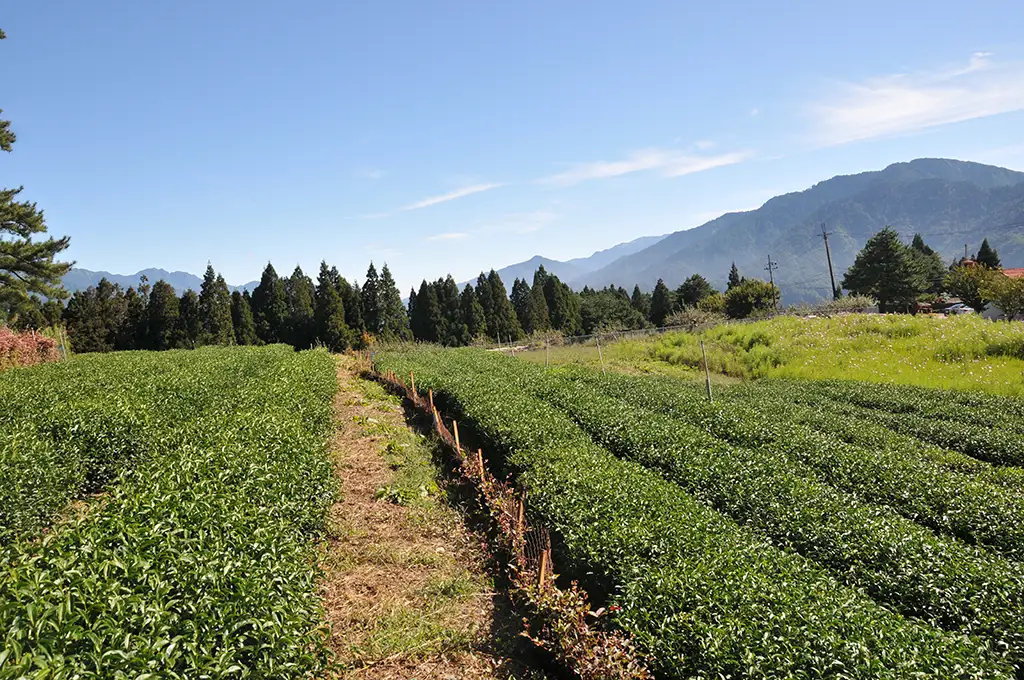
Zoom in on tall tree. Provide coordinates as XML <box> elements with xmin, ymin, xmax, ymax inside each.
<box><xmin>231</xmin><ymin>290</ymin><xmax>258</xmax><ymax>345</ymax></box>
<box><xmin>909</xmin><ymin>233</ymin><xmax>947</xmax><ymax>295</ymax></box>
<box><xmin>984</xmin><ymin>273</ymin><xmax>1024</xmax><ymax>321</ymax></box>
<box><xmin>378</xmin><ymin>264</ymin><xmax>411</xmax><ymax>341</ymax></box>
<box><xmin>436</xmin><ymin>275</ymin><xmax>464</xmax><ymax>345</ymax></box>
<box><xmin>285</xmin><ymin>265</ymin><xmax>316</xmax><ymax>348</ymax></box>
<box><xmin>945</xmin><ymin>264</ymin><xmax>993</xmax><ymax>312</ymax></box>
<box><xmin>339</xmin><ymin>275</ymin><xmax>363</xmax><ymax>332</ymax></box>
<box><xmin>676</xmin><ymin>274</ymin><xmax>716</xmax><ymax>308</ymax></box>
<box><xmin>313</xmin><ymin>261</ymin><xmax>349</xmax><ymax>351</ymax></box>
<box><xmin>63</xmin><ymin>278</ymin><xmax>127</xmax><ymax>353</ymax></box>
<box><xmin>147</xmin><ymin>280</ymin><xmax>180</xmax><ymax>350</ymax></box>
<box><xmin>724</xmin><ymin>279</ymin><xmax>778</xmax><ymax>319</ymax></box>
<box><xmin>630</xmin><ymin>284</ymin><xmax>651</xmax><ymax>319</ymax></box>
<box><xmin>251</xmin><ymin>263</ymin><xmax>287</xmax><ymax>343</ymax></box>
<box><xmin>510</xmin><ymin>278</ymin><xmax>536</xmax><ymax>335</ymax></box>
<box><xmin>542</xmin><ymin>274</ymin><xmax>582</xmax><ymax>335</ymax></box>
<box><xmin>0</xmin><ymin>32</ymin><xmax>72</xmax><ymax>320</ymax></box>
<box><xmin>411</xmin><ymin>280</ymin><xmax>441</xmax><ymax>342</ymax></box>
<box><xmin>198</xmin><ymin>265</ymin><xmax>234</xmax><ymax>345</ymax></box>
<box><xmin>727</xmin><ymin>263</ymin><xmax>742</xmax><ymax>291</ymax></box>
<box><xmin>842</xmin><ymin>227</ymin><xmax>926</xmax><ymax>312</ymax></box>
<box><xmin>531</xmin><ymin>266</ymin><xmax>552</xmax><ymax>331</ymax></box>
<box><xmin>649</xmin><ymin>279</ymin><xmax>674</xmax><ymax>326</ymax></box>
<box><xmin>361</xmin><ymin>263</ymin><xmax>382</xmax><ymax>334</ymax></box>
<box><xmin>116</xmin><ymin>285</ymin><xmax>147</xmax><ymax>350</ymax></box>
<box><xmin>975</xmin><ymin>238</ymin><xmax>1001</xmax><ymax>269</ymax></box>
<box><xmin>460</xmin><ymin>283</ymin><xmax>486</xmax><ymax>339</ymax></box>
<box><xmin>178</xmin><ymin>290</ymin><xmax>201</xmax><ymax>349</ymax></box>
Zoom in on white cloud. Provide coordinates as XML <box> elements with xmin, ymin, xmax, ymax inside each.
<box><xmin>358</xmin><ymin>169</ymin><xmax>387</xmax><ymax>180</ymax></box>
<box><xmin>540</xmin><ymin>147</ymin><xmax>752</xmax><ymax>187</ymax></box>
<box><xmin>426</xmin><ymin>232</ymin><xmax>470</xmax><ymax>241</ymax></box>
<box><xmin>810</xmin><ymin>52</ymin><xmax>1024</xmax><ymax>146</ymax></box>
<box><xmin>695</xmin><ymin>139</ymin><xmax>716</xmax><ymax>150</ymax></box>
<box><xmin>750</xmin><ymin>107</ymin><xmax>760</xmax><ymax>116</ymax></box>
<box><xmin>479</xmin><ymin>209</ymin><xmax>558</xmax><ymax>235</ymax></box>
<box><xmin>400</xmin><ymin>182</ymin><xmax>505</xmax><ymax>211</ymax></box>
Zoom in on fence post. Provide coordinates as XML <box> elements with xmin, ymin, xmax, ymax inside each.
<box><xmin>477</xmin><ymin>448</ymin><xmax>485</xmax><ymax>478</ymax></box>
<box><xmin>700</xmin><ymin>340</ymin><xmax>713</xmax><ymax>402</ymax></box>
<box><xmin>410</xmin><ymin>372</ymin><xmax>416</xmax><ymax>395</ymax></box>
<box><xmin>453</xmin><ymin>419</ymin><xmax>461</xmax><ymax>452</ymax></box>
<box><xmin>538</xmin><ymin>549</ymin><xmax>549</xmax><ymax>589</ymax></box>
<box><xmin>596</xmin><ymin>335</ymin><xmax>606</xmax><ymax>375</ymax></box>
<box><xmin>545</xmin><ymin>339</ymin><xmax>549</xmax><ymax>369</ymax></box>
<box><xmin>428</xmin><ymin>389</ymin><xmax>434</xmax><ymax>413</ymax></box>
<box><xmin>517</xmin><ymin>492</ymin><xmax>526</xmax><ymax>537</ymax></box>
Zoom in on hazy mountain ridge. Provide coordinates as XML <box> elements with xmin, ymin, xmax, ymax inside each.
<box><xmin>575</xmin><ymin>159</ymin><xmax>1024</xmax><ymax>302</ymax></box>
<box><xmin>63</xmin><ymin>268</ymin><xmax>259</xmax><ymax>295</ymax></box>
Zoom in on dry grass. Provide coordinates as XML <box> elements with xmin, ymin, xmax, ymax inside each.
<box><xmin>320</xmin><ymin>357</ymin><xmax>549</xmax><ymax>680</ymax></box>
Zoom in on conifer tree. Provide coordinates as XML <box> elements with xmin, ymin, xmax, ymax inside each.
<box><xmin>231</xmin><ymin>290</ymin><xmax>258</xmax><ymax>345</ymax></box>
<box><xmin>531</xmin><ymin>266</ymin><xmax>552</xmax><ymax>331</ymax></box>
<box><xmin>339</xmin><ymin>274</ymin><xmax>363</xmax><ymax>332</ymax></box>
<box><xmin>510</xmin><ymin>278</ymin><xmax>536</xmax><ymax>335</ymax></box>
<box><xmin>436</xmin><ymin>275</ymin><xmax>463</xmax><ymax>345</ymax></box>
<box><xmin>251</xmin><ymin>263</ymin><xmax>288</xmax><ymax>343</ymax></box>
<box><xmin>842</xmin><ymin>227</ymin><xmax>926</xmax><ymax>312</ymax></box>
<box><xmin>198</xmin><ymin>265</ymin><xmax>234</xmax><ymax>345</ymax></box>
<box><xmin>649</xmin><ymin>279</ymin><xmax>674</xmax><ymax>326</ymax></box>
<box><xmin>474</xmin><ymin>273</ymin><xmax>495</xmax><ymax>333</ymax></box>
<box><xmin>727</xmin><ymin>263</ymin><xmax>742</xmax><ymax>290</ymax></box>
<box><xmin>116</xmin><ymin>286</ymin><xmax>147</xmax><ymax>350</ymax></box>
<box><xmin>378</xmin><ymin>264</ymin><xmax>411</xmax><ymax>341</ymax></box>
<box><xmin>1</xmin><ymin>30</ymin><xmax>72</xmax><ymax>319</ymax></box>
<box><xmin>542</xmin><ymin>274</ymin><xmax>582</xmax><ymax>335</ymax></box>
<box><xmin>178</xmin><ymin>290</ymin><xmax>201</xmax><ymax>349</ymax></box>
<box><xmin>411</xmin><ymin>280</ymin><xmax>441</xmax><ymax>342</ymax></box>
<box><xmin>485</xmin><ymin>270</ymin><xmax>522</xmax><ymax>341</ymax></box>
<box><xmin>676</xmin><ymin>274</ymin><xmax>716</xmax><ymax>308</ymax></box>
<box><xmin>361</xmin><ymin>263</ymin><xmax>382</xmax><ymax>334</ymax></box>
<box><xmin>313</xmin><ymin>261</ymin><xmax>349</xmax><ymax>351</ymax></box>
<box><xmin>407</xmin><ymin>286</ymin><xmax>419</xmax><ymax>336</ymax></box>
<box><xmin>63</xmin><ymin>278</ymin><xmax>127</xmax><ymax>353</ymax></box>
<box><xmin>460</xmin><ymin>283</ymin><xmax>486</xmax><ymax>339</ymax></box>
<box><xmin>147</xmin><ymin>280</ymin><xmax>180</xmax><ymax>350</ymax></box>
<box><xmin>630</xmin><ymin>284</ymin><xmax>651</xmax><ymax>318</ymax></box>
<box><xmin>975</xmin><ymin>238</ymin><xmax>1001</xmax><ymax>269</ymax></box>
<box><xmin>285</xmin><ymin>265</ymin><xmax>316</xmax><ymax>348</ymax></box>
<box><xmin>909</xmin><ymin>234</ymin><xmax>946</xmax><ymax>295</ymax></box>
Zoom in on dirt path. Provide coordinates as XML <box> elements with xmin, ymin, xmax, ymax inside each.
<box><xmin>321</xmin><ymin>357</ymin><xmax>547</xmax><ymax>680</ymax></box>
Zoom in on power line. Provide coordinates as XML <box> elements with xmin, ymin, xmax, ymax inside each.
<box><xmin>764</xmin><ymin>254</ymin><xmax>779</xmax><ymax>311</ymax></box>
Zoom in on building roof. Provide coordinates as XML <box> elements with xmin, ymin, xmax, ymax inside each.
<box><xmin>1004</xmin><ymin>268</ymin><xmax>1024</xmax><ymax>279</ymax></box>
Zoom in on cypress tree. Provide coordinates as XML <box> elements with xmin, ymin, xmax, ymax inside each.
<box><xmin>116</xmin><ymin>286</ymin><xmax>147</xmax><ymax>350</ymax></box>
<box><xmin>63</xmin><ymin>278</ymin><xmax>127</xmax><ymax>353</ymax></box>
<box><xmin>727</xmin><ymin>263</ymin><xmax>742</xmax><ymax>290</ymax></box>
<box><xmin>437</xmin><ymin>275</ymin><xmax>463</xmax><ymax>345</ymax></box>
<box><xmin>285</xmin><ymin>265</ymin><xmax>316</xmax><ymax>348</ymax></box>
<box><xmin>178</xmin><ymin>290</ymin><xmax>201</xmax><ymax>349</ymax></box>
<box><xmin>976</xmin><ymin>238</ymin><xmax>1001</xmax><ymax>269</ymax></box>
<box><xmin>361</xmin><ymin>263</ymin><xmax>382</xmax><ymax>334</ymax></box>
<box><xmin>650</xmin><ymin>279</ymin><xmax>674</xmax><ymax>326</ymax></box>
<box><xmin>338</xmin><ymin>273</ymin><xmax>363</xmax><ymax>331</ymax></box>
<box><xmin>378</xmin><ymin>264</ymin><xmax>411</xmax><ymax>341</ymax></box>
<box><xmin>531</xmin><ymin>266</ymin><xmax>552</xmax><ymax>331</ymax></box>
<box><xmin>412</xmin><ymin>280</ymin><xmax>441</xmax><ymax>342</ymax></box>
<box><xmin>407</xmin><ymin>287</ymin><xmax>419</xmax><ymax>337</ymax></box>
<box><xmin>198</xmin><ymin>265</ymin><xmax>234</xmax><ymax>345</ymax></box>
<box><xmin>231</xmin><ymin>290</ymin><xmax>258</xmax><ymax>345</ymax></box>
<box><xmin>485</xmin><ymin>270</ymin><xmax>522</xmax><ymax>341</ymax></box>
<box><xmin>313</xmin><ymin>260</ymin><xmax>349</xmax><ymax>351</ymax></box>
<box><xmin>460</xmin><ymin>283</ymin><xmax>486</xmax><ymax>339</ymax></box>
<box><xmin>676</xmin><ymin>274</ymin><xmax>716</xmax><ymax>308</ymax></box>
<box><xmin>147</xmin><ymin>280</ymin><xmax>180</xmax><ymax>350</ymax></box>
<box><xmin>251</xmin><ymin>263</ymin><xmax>287</xmax><ymax>343</ymax></box>
<box><xmin>542</xmin><ymin>273</ymin><xmax>582</xmax><ymax>335</ymax></box>
<box><xmin>630</xmin><ymin>284</ymin><xmax>651</xmax><ymax>318</ymax></box>
<box><xmin>510</xmin><ymin>278</ymin><xmax>536</xmax><ymax>335</ymax></box>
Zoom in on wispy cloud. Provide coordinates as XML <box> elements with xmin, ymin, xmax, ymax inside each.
<box><xmin>750</xmin><ymin>107</ymin><xmax>760</xmax><ymax>116</ymax></box>
<box><xmin>426</xmin><ymin>232</ymin><xmax>470</xmax><ymax>241</ymax></box>
<box><xmin>540</xmin><ymin>147</ymin><xmax>752</xmax><ymax>187</ymax></box>
<box><xmin>357</xmin><ymin>169</ymin><xmax>387</xmax><ymax>180</ymax></box>
<box><xmin>810</xmin><ymin>52</ymin><xmax>1024</xmax><ymax>146</ymax></box>
<box><xmin>478</xmin><ymin>209</ymin><xmax>558</xmax><ymax>235</ymax></box>
<box><xmin>400</xmin><ymin>182</ymin><xmax>505</xmax><ymax>211</ymax></box>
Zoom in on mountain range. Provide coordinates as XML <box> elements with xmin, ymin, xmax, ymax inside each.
<box><xmin>63</xmin><ymin>158</ymin><xmax>1024</xmax><ymax>304</ymax></box>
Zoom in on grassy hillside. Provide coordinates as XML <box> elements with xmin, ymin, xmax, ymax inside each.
<box><xmin>619</xmin><ymin>314</ymin><xmax>1024</xmax><ymax>395</ymax></box>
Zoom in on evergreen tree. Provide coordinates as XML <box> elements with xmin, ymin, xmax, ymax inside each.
<box><xmin>542</xmin><ymin>274</ymin><xmax>582</xmax><ymax>335</ymax></box>
<box><xmin>116</xmin><ymin>286</ymin><xmax>147</xmax><ymax>350</ymax></box>
<box><xmin>580</xmin><ymin>287</ymin><xmax>649</xmax><ymax>334</ymax></box>
<box><xmin>313</xmin><ymin>261</ymin><xmax>350</xmax><ymax>351</ymax></box>
<box><xmin>361</xmin><ymin>263</ymin><xmax>382</xmax><ymax>334</ymax></box>
<box><xmin>531</xmin><ymin>267</ymin><xmax>552</xmax><ymax>331</ymax></box>
<box><xmin>0</xmin><ymin>32</ymin><xmax>72</xmax><ymax>320</ymax></box>
<box><xmin>378</xmin><ymin>264</ymin><xmax>411</xmax><ymax>341</ymax></box>
<box><xmin>251</xmin><ymin>263</ymin><xmax>288</xmax><ymax>343</ymax></box>
<box><xmin>484</xmin><ymin>270</ymin><xmax>521</xmax><ymax>341</ymax></box>
<box><xmin>909</xmin><ymin>234</ymin><xmax>946</xmax><ymax>295</ymax></box>
<box><xmin>406</xmin><ymin>287</ymin><xmax>419</xmax><ymax>337</ymax></box>
<box><xmin>147</xmin><ymin>280</ymin><xmax>180</xmax><ymax>350</ymax></box>
<box><xmin>63</xmin><ymin>278</ymin><xmax>127</xmax><ymax>353</ymax></box>
<box><xmin>842</xmin><ymin>227</ymin><xmax>926</xmax><ymax>312</ymax></box>
<box><xmin>975</xmin><ymin>238</ymin><xmax>1001</xmax><ymax>269</ymax></box>
<box><xmin>198</xmin><ymin>265</ymin><xmax>233</xmax><ymax>345</ymax></box>
<box><xmin>285</xmin><ymin>265</ymin><xmax>316</xmax><ymax>348</ymax></box>
<box><xmin>178</xmin><ymin>290</ymin><xmax>201</xmax><ymax>349</ymax></box>
<box><xmin>727</xmin><ymin>263</ymin><xmax>742</xmax><ymax>290</ymax></box>
<box><xmin>231</xmin><ymin>290</ymin><xmax>258</xmax><ymax>345</ymax></box>
<box><xmin>676</xmin><ymin>274</ymin><xmax>716</xmax><ymax>308</ymax></box>
<box><xmin>338</xmin><ymin>274</ymin><xmax>363</xmax><ymax>331</ymax></box>
<box><xmin>460</xmin><ymin>283</ymin><xmax>486</xmax><ymax>339</ymax></box>
<box><xmin>649</xmin><ymin>279</ymin><xmax>674</xmax><ymax>326</ymax></box>
<box><xmin>510</xmin><ymin>278</ymin><xmax>536</xmax><ymax>335</ymax></box>
<box><xmin>411</xmin><ymin>280</ymin><xmax>441</xmax><ymax>342</ymax></box>
<box><xmin>436</xmin><ymin>275</ymin><xmax>464</xmax><ymax>345</ymax></box>
<box><xmin>630</xmin><ymin>284</ymin><xmax>651</xmax><ymax>319</ymax></box>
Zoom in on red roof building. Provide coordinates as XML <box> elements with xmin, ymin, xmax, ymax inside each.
<box><xmin>1004</xmin><ymin>268</ymin><xmax>1024</xmax><ymax>279</ymax></box>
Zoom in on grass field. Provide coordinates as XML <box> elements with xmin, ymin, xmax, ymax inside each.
<box><xmin>523</xmin><ymin>314</ymin><xmax>1024</xmax><ymax>395</ymax></box>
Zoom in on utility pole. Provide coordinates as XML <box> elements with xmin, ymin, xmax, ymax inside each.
<box><xmin>822</xmin><ymin>223</ymin><xmax>838</xmax><ymax>299</ymax></box>
<box><xmin>964</xmin><ymin>243</ymin><xmax>969</xmax><ymax>262</ymax></box>
<box><xmin>765</xmin><ymin>254</ymin><xmax>779</xmax><ymax>312</ymax></box>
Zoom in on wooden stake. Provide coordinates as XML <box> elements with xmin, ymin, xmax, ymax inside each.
<box><xmin>701</xmin><ymin>340</ymin><xmax>713</xmax><ymax>402</ymax></box>
<box><xmin>544</xmin><ymin>339</ymin><xmax>549</xmax><ymax>369</ymax></box>
<box><xmin>517</xmin><ymin>493</ymin><xmax>525</xmax><ymax>537</ymax></box>
<box><xmin>453</xmin><ymin>420</ymin><xmax>461</xmax><ymax>452</ymax></box>
<box><xmin>428</xmin><ymin>389</ymin><xmax>434</xmax><ymax>413</ymax></box>
<box><xmin>596</xmin><ymin>335</ymin><xmax>606</xmax><ymax>375</ymax></box>
<box><xmin>410</xmin><ymin>372</ymin><xmax>416</xmax><ymax>395</ymax></box>
<box><xmin>538</xmin><ymin>549</ymin><xmax>549</xmax><ymax>588</ymax></box>
<box><xmin>477</xmin><ymin>448</ymin><xmax>485</xmax><ymax>478</ymax></box>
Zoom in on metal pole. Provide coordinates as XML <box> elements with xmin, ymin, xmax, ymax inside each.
<box><xmin>822</xmin><ymin>223</ymin><xmax>838</xmax><ymax>299</ymax></box>
<box><xmin>765</xmin><ymin>255</ymin><xmax>779</xmax><ymax>312</ymax></box>
<box><xmin>701</xmin><ymin>340</ymin><xmax>713</xmax><ymax>402</ymax></box>
<box><xmin>545</xmin><ymin>338</ymin><xmax>549</xmax><ymax>369</ymax></box>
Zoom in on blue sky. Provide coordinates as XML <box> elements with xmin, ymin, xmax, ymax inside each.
<box><xmin>4</xmin><ymin>1</ymin><xmax>1024</xmax><ymax>292</ymax></box>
